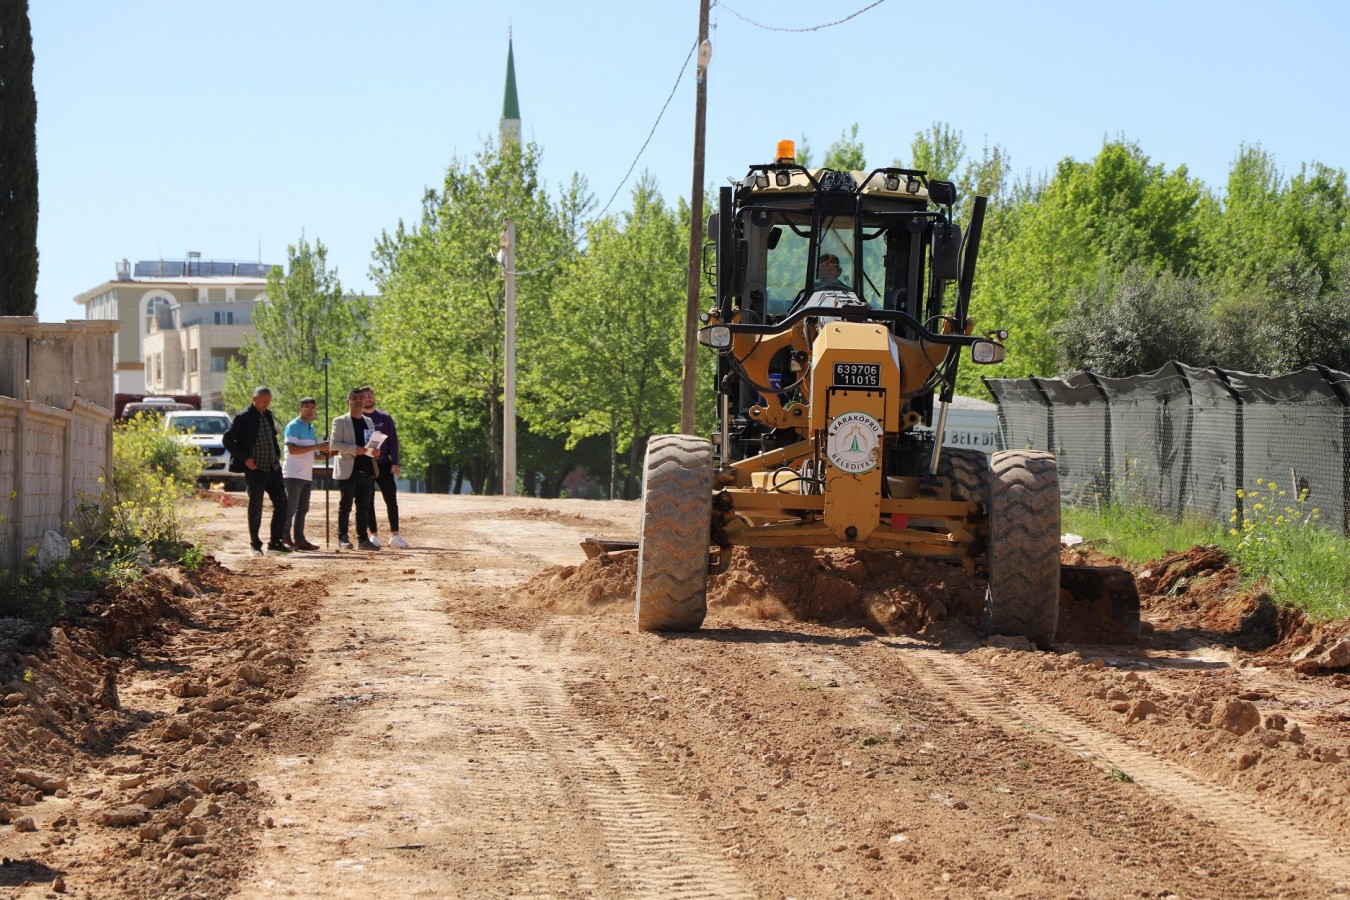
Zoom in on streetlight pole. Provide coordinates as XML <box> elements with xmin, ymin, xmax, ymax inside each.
<box><xmin>501</xmin><ymin>220</ymin><xmax>517</xmax><ymax>497</ymax></box>
<box><xmin>680</xmin><ymin>0</ymin><xmax>711</xmax><ymax>435</ymax></box>
<box><xmin>321</xmin><ymin>354</ymin><xmax>331</xmax><ymax>548</ymax></box>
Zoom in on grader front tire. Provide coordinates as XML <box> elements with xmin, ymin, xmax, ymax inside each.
<box><xmin>938</xmin><ymin>447</ymin><xmax>991</xmax><ymax>504</ymax></box>
<box><xmin>635</xmin><ymin>434</ymin><xmax>713</xmax><ymax>632</ymax></box>
<box><xmin>984</xmin><ymin>450</ymin><xmax>1060</xmax><ymax>648</ymax></box>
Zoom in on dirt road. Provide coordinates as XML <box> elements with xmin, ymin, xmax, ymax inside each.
<box><xmin>3</xmin><ymin>493</ymin><xmax>1349</xmax><ymax>898</ymax></box>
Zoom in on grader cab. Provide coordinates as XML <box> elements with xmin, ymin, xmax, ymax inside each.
<box><xmin>632</xmin><ymin>142</ymin><xmax>1138</xmax><ymax>647</ymax></box>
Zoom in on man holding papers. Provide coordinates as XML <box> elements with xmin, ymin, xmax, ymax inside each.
<box><xmin>330</xmin><ymin>388</ymin><xmax>382</xmax><ymax>551</ymax></box>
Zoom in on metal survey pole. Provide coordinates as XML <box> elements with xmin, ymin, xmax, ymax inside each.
<box><xmin>322</xmin><ymin>354</ymin><xmax>331</xmax><ymax>547</ymax></box>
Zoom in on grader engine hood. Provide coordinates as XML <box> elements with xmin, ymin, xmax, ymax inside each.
<box><xmin>808</xmin><ymin>322</ymin><xmax>902</xmax><ymax>433</ymax></box>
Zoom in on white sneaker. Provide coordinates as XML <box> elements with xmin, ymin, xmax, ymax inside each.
<box><xmin>338</xmin><ymin>539</ymin><xmax>353</xmax><ymax>551</ymax></box>
<box><xmin>389</xmin><ymin>534</ymin><xmax>410</xmax><ymax>549</ymax></box>
<box><xmin>367</xmin><ymin>534</ymin><xmax>382</xmax><ymax>548</ymax></box>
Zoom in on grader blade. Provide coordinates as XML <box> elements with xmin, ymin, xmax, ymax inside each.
<box><xmin>1055</xmin><ymin>564</ymin><xmax>1141</xmax><ymax>644</ymax></box>
<box><xmin>580</xmin><ymin>538</ymin><xmax>638</xmax><ymax>559</ymax></box>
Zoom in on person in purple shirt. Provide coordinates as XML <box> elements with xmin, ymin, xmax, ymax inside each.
<box><xmin>360</xmin><ymin>386</ymin><xmax>409</xmax><ymax>549</ymax></box>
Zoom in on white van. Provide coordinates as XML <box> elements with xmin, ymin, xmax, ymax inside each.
<box><xmin>915</xmin><ymin>396</ymin><xmax>1001</xmax><ymax>454</ymax></box>
<box><xmin>164</xmin><ymin>410</ymin><xmax>242</xmax><ymax>491</ymax></box>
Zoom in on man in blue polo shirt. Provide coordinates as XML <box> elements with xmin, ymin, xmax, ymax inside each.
<box><xmin>281</xmin><ymin>396</ymin><xmax>329</xmax><ymax>551</ymax></box>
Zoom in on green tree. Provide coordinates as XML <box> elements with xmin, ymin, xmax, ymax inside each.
<box><xmin>1196</xmin><ymin>145</ymin><xmax>1296</xmax><ymax>294</ymax></box>
<box><xmin>969</xmin><ymin>139</ymin><xmax>1203</xmax><ymax>391</ymax></box>
<box><xmin>822</xmin><ymin>124</ymin><xmax>865</xmax><ymax>171</ymax></box>
<box><xmin>522</xmin><ymin>176</ymin><xmax>686</xmax><ymax>499</ymax></box>
<box><xmin>222</xmin><ymin>236</ymin><xmax>367</xmax><ymax>416</ymax></box>
<box><xmin>1197</xmin><ymin>146</ymin><xmax>1350</xmax><ymax>299</ymax></box>
<box><xmin>1283</xmin><ymin>161</ymin><xmax>1350</xmax><ymax>279</ymax></box>
<box><xmin>901</xmin><ymin>121</ymin><xmax>1011</xmax><ymax>227</ymax></box>
<box><xmin>1212</xmin><ymin>252</ymin><xmax>1350</xmax><ymax>374</ymax></box>
<box><xmin>1054</xmin><ymin>265</ymin><xmax>1217</xmax><ymax>376</ymax></box>
<box><xmin>904</xmin><ymin>122</ymin><xmax>965</xmax><ymax>184</ymax></box>
<box><xmin>794</xmin><ymin>133</ymin><xmax>813</xmax><ymax>167</ymax></box>
<box><xmin>0</xmin><ymin>0</ymin><xmax>38</xmax><ymax>316</ymax></box>
<box><xmin>371</xmin><ymin>138</ymin><xmax>585</xmax><ymax>492</ymax></box>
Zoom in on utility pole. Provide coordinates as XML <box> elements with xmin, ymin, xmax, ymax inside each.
<box><xmin>679</xmin><ymin>0</ymin><xmax>711</xmax><ymax>435</ymax></box>
<box><xmin>502</xmin><ymin>219</ymin><xmax>517</xmax><ymax>496</ymax></box>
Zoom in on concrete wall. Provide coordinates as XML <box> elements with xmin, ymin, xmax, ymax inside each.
<box><xmin>0</xmin><ymin>316</ymin><xmax>119</xmax><ymax>570</ymax></box>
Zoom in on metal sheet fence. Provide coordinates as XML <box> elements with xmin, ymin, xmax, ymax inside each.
<box><xmin>985</xmin><ymin>363</ymin><xmax>1350</xmax><ymax>536</ymax></box>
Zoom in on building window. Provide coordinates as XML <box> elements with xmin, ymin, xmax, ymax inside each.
<box><xmin>155</xmin><ymin>353</ymin><xmax>162</xmax><ymax>383</ymax></box>
<box><xmin>214</xmin><ymin>310</ymin><xmax>235</xmax><ymax>325</ymax></box>
<box><xmin>143</xmin><ymin>292</ymin><xmax>174</xmax><ymax>334</ymax></box>
<box><xmin>212</xmin><ymin>357</ymin><xmax>226</xmax><ymax>373</ymax></box>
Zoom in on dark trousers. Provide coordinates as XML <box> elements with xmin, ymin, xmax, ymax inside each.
<box><xmin>338</xmin><ymin>470</ymin><xmax>376</xmax><ymax>541</ymax></box>
<box><xmin>283</xmin><ymin>478</ymin><xmax>312</xmax><ymax>543</ymax></box>
<box><xmin>244</xmin><ymin>467</ymin><xmax>288</xmax><ymax>549</ymax></box>
<box><xmin>366</xmin><ymin>466</ymin><xmax>399</xmax><ymax>533</ymax></box>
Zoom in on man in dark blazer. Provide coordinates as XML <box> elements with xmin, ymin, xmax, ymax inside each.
<box><xmin>222</xmin><ymin>386</ymin><xmax>291</xmax><ymax>556</ymax></box>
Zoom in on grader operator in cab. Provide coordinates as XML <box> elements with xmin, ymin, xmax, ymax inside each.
<box><xmin>633</xmin><ymin>140</ymin><xmax>1138</xmax><ymax>648</ymax></box>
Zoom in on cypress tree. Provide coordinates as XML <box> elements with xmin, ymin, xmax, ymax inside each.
<box><xmin>0</xmin><ymin>1</ymin><xmax>39</xmax><ymax>316</ymax></box>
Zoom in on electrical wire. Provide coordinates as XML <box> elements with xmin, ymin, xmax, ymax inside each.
<box><xmin>512</xmin><ymin>1</ymin><xmax>887</xmax><ymax>278</ymax></box>
<box><xmin>715</xmin><ymin>0</ymin><xmax>887</xmax><ymax>33</ymax></box>
<box><xmin>508</xmin><ymin>38</ymin><xmax>699</xmax><ymax>277</ymax></box>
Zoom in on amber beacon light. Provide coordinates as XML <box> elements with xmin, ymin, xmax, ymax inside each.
<box><xmin>776</xmin><ymin>139</ymin><xmax>795</xmax><ymax>163</ymax></box>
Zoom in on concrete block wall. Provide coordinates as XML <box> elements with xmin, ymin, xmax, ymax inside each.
<box><xmin>0</xmin><ymin>317</ymin><xmax>120</xmax><ymax>570</ymax></box>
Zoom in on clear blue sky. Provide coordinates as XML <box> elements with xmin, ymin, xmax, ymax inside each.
<box><xmin>30</xmin><ymin>0</ymin><xmax>1350</xmax><ymax>323</ymax></box>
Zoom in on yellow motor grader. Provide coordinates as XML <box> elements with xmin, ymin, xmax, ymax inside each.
<box><xmin>633</xmin><ymin>142</ymin><xmax>1137</xmax><ymax>647</ymax></box>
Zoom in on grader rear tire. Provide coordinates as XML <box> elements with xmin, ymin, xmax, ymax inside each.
<box><xmin>983</xmin><ymin>450</ymin><xmax>1060</xmax><ymax>648</ymax></box>
<box><xmin>635</xmin><ymin>434</ymin><xmax>713</xmax><ymax>632</ymax></box>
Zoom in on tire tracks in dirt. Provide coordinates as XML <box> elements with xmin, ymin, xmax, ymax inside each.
<box><xmin>882</xmin><ymin>637</ymin><xmax>1350</xmax><ymax>890</ymax></box>
<box><xmin>240</xmin><ymin>551</ymin><xmax>749</xmax><ymax>898</ymax></box>
<box><xmin>452</xmin><ymin>623</ymin><xmax>753</xmax><ymax>899</ymax></box>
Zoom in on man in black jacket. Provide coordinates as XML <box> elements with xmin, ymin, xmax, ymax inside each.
<box><xmin>222</xmin><ymin>386</ymin><xmax>292</xmax><ymax>556</ymax></box>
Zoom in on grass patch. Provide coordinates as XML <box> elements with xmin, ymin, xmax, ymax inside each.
<box><xmin>1062</xmin><ymin>503</ymin><xmax>1224</xmax><ymax>563</ymax></box>
<box><xmin>1064</xmin><ymin>481</ymin><xmax>1350</xmax><ymax>621</ymax></box>
<box><xmin>1223</xmin><ymin>479</ymin><xmax>1349</xmax><ymax>620</ymax></box>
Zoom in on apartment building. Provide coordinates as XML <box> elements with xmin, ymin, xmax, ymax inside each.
<box><xmin>74</xmin><ymin>254</ymin><xmax>275</xmax><ymax>409</ymax></box>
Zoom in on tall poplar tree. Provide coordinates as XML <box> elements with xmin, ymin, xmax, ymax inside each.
<box><xmin>0</xmin><ymin>0</ymin><xmax>39</xmax><ymax>316</ymax></box>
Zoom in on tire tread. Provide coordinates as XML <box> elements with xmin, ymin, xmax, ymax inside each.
<box><xmin>984</xmin><ymin>449</ymin><xmax>1060</xmax><ymax>648</ymax></box>
<box><xmin>636</xmin><ymin>434</ymin><xmax>713</xmax><ymax>632</ymax></box>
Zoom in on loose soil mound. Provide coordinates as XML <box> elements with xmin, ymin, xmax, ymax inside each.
<box><xmin>513</xmin><ymin>546</ymin><xmax>986</xmax><ymax>635</ymax></box>
<box><xmin>1065</xmin><ymin>543</ymin><xmax>1350</xmax><ymax>673</ymax></box>
<box><xmin>0</xmin><ymin>555</ymin><xmax>324</xmax><ymax>898</ymax></box>
<box><xmin>513</xmin><ymin>549</ymin><xmax>639</xmax><ymax>613</ymax></box>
